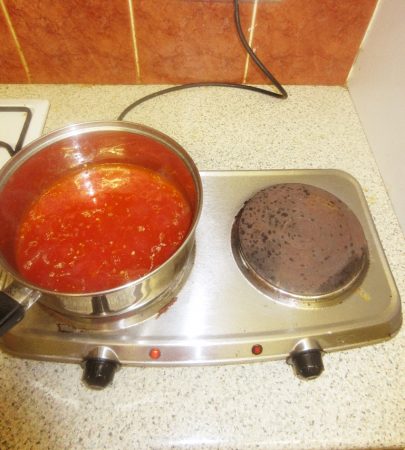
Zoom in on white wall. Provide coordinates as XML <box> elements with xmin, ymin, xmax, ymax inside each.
<box><xmin>348</xmin><ymin>0</ymin><xmax>405</xmax><ymax>235</ymax></box>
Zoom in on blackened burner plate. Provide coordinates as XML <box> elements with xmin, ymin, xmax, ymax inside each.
<box><xmin>232</xmin><ymin>183</ymin><xmax>369</xmax><ymax>303</ymax></box>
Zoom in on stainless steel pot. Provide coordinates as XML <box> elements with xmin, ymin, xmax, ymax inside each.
<box><xmin>0</xmin><ymin>121</ymin><xmax>202</xmax><ymax>334</ymax></box>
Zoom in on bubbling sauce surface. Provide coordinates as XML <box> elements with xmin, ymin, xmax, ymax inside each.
<box><xmin>16</xmin><ymin>163</ymin><xmax>192</xmax><ymax>293</ymax></box>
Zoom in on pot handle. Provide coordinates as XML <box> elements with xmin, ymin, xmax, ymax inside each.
<box><xmin>0</xmin><ymin>282</ymin><xmax>41</xmax><ymax>336</ymax></box>
<box><xmin>0</xmin><ymin>292</ymin><xmax>25</xmax><ymax>336</ymax></box>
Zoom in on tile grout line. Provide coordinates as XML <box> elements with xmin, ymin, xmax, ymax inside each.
<box><xmin>242</xmin><ymin>0</ymin><xmax>259</xmax><ymax>84</ymax></box>
<box><xmin>128</xmin><ymin>0</ymin><xmax>141</xmax><ymax>82</ymax></box>
<box><xmin>0</xmin><ymin>0</ymin><xmax>31</xmax><ymax>82</ymax></box>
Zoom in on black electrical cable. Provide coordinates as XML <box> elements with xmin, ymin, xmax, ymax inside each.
<box><xmin>0</xmin><ymin>141</ymin><xmax>14</xmax><ymax>157</ymax></box>
<box><xmin>117</xmin><ymin>0</ymin><xmax>287</xmax><ymax>121</ymax></box>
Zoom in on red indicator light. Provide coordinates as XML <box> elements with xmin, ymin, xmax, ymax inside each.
<box><xmin>252</xmin><ymin>344</ymin><xmax>263</xmax><ymax>355</ymax></box>
<box><xmin>149</xmin><ymin>348</ymin><xmax>161</xmax><ymax>359</ymax></box>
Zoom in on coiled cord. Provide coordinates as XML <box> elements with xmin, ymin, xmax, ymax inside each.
<box><xmin>118</xmin><ymin>0</ymin><xmax>287</xmax><ymax>121</ymax></box>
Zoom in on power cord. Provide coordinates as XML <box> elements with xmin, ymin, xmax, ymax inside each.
<box><xmin>117</xmin><ymin>0</ymin><xmax>287</xmax><ymax>121</ymax></box>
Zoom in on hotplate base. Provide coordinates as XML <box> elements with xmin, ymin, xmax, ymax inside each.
<box><xmin>0</xmin><ymin>170</ymin><xmax>401</xmax><ymax>366</ymax></box>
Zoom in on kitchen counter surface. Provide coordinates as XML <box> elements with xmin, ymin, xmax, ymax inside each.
<box><xmin>0</xmin><ymin>85</ymin><xmax>404</xmax><ymax>450</ymax></box>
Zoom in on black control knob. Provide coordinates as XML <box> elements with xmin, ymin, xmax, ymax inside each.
<box><xmin>82</xmin><ymin>358</ymin><xmax>119</xmax><ymax>389</ymax></box>
<box><xmin>290</xmin><ymin>349</ymin><xmax>324</xmax><ymax>380</ymax></box>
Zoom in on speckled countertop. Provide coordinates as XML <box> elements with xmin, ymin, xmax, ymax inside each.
<box><xmin>0</xmin><ymin>85</ymin><xmax>404</xmax><ymax>450</ymax></box>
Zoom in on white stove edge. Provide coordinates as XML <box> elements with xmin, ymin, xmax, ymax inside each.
<box><xmin>0</xmin><ymin>99</ymin><xmax>49</xmax><ymax>169</ymax></box>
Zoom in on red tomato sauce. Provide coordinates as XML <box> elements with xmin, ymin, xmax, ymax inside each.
<box><xmin>15</xmin><ymin>163</ymin><xmax>193</xmax><ymax>293</ymax></box>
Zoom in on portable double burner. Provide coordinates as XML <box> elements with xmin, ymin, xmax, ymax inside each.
<box><xmin>1</xmin><ymin>169</ymin><xmax>401</xmax><ymax>387</ymax></box>
<box><xmin>0</xmin><ymin>109</ymin><xmax>401</xmax><ymax>388</ymax></box>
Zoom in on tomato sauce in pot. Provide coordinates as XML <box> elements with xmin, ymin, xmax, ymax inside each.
<box><xmin>15</xmin><ymin>163</ymin><xmax>192</xmax><ymax>293</ymax></box>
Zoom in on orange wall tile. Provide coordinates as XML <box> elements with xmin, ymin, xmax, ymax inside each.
<box><xmin>248</xmin><ymin>0</ymin><xmax>377</xmax><ymax>85</ymax></box>
<box><xmin>0</xmin><ymin>5</ymin><xmax>27</xmax><ymax>82</ymax></box>
<box><xmin>0</xmin><ymin>0</ymin><xmax>377</xmax><ymax>85</ymax></box>
<box><xmin>134</xmin><ymin>0</ymin><xmax>252</xmax><ymax>83</ymax></box>
<box><xmin>3</xmin><ymin>0</ymin><xmax>136</xmax><ymax>83</ymax></box>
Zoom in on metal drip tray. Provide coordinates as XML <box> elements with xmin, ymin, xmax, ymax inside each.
<box><xmin>0</xmin><ymin>170</ymin><xmax>401</xmax><ymax>368</ymax></box>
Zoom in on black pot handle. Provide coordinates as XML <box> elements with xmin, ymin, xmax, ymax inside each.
<box><xmin>0</xmin><ymin>292</ymin><xmax>25</xmax><ymax>336</ymax></box>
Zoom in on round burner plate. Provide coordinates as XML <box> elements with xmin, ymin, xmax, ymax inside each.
<box><xmin>232</xmin><ymin>183</ymin><xmax>369</xmax><ymax>307</ymax></box>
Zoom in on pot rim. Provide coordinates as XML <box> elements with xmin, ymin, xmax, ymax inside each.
<box><xmin>0</xmin><ymin>120</ymin><xmax>203</xmax><ymax>297</ymax></box>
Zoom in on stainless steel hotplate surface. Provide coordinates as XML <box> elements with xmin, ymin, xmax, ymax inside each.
<box><xmin>0</xmin><ymin>170</ymin><xmax>401</xmax><ymax>371</ymax></box>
